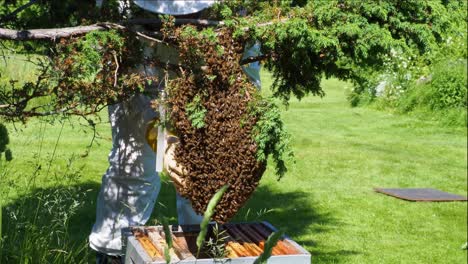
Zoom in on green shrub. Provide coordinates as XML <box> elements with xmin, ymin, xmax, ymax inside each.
<box><xmin>429</xmin><ymin>59</ymin><xmax>467</xmax><ymax>110</ymax></box>
<box><xmin>346</xmin><ymin>0</ymin><xmax>467</xmax><ymax>115</ymax></box>
<box><xmin>396</xmin><ymin>84</ymin><xmax>431</xmax><ymax>113</ymax></box>
<box><xmin>393</xmin><ymin>58</ymin><xmax>467</xmax><ymax>126</ymax></box>
<box><xmin>396</xmin><ymin>59</ymin><xmax>467</xmax><ymax>112</ymax></box>
<box><xmin>349</xmin><ymin>30</ymin><xmax>467</xmax><ymax>126</ymax></box>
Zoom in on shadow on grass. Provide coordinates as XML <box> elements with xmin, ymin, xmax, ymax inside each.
<box><xmin>2</xmin><ymin>180</ymin><xmax>359</xmax><ymax>263</ymax></box>
<box><xmin>0</xmin><ymin>180</ymin><xmax>180</xmax><ymax>263</ymax></box>
<box><xmin>233</xmin><ymin>185</ymin><xmax>360</xmax><ymax>262</ymax></box>
<box><xmin>1</xmin><ymin>182</ymin><xmax>100</xmax><ymax>263</ymax></box>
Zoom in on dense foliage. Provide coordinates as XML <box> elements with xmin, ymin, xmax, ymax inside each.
<box><xmin>248</xmin><ymin>99</ymin><xmax>292</xmax><ymax>178</ymax></box>
<box><xmin>1</xmin><ymin>0</ymin><xmax>462</xmax><ymax>113</ymax></box>
<box><xmin>344</xmin><ymin>0</ymin><xmax>467</xmax><ymax>125</ymax></box>
<box><xmin>0</xmin><ymin>29</ymin><xmax>148</xmax><ymax>122</ymax></box>
<box><xmin>0</xmin><ymin>0</ymin><xmax>97</xmax><ymax>28</ymax></box>
<box><xmin>239</xmin><ymin>0</ymin><xmax>462</xmax><ymax>102</ymax></box>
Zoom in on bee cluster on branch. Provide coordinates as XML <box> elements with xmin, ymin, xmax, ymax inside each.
<box><xmin>161</xmin><ymin>19</ymin><xmax>291</xmax><ymax>222</ymax></box>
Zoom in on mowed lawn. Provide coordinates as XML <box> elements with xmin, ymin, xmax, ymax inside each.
<box><xmin>1</xmin><ymin>68</ymin><xmax>467</xmax><ymax>263</ymax></box>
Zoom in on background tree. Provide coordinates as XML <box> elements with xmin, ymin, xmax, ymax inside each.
<box><xmin>0</xmin><ymin>0</ymin><xmax>464</xmax><ymax>117</ymax></box>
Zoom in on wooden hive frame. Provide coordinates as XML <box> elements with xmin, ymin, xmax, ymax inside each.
<box><xmin>124</xmin><ymin>221</ymin><xmax>311</xmax><ymax>264</ymax></box>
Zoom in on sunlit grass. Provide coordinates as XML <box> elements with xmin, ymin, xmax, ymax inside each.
<box><xmin>248</xmin><ymin>72</ymin><xmax>467</xmax><ymax>264</ymax></box>
<box><xmin>0</xmin><ymin>59</ymin><xmax>466</xmax><ymax>263</ymax></box>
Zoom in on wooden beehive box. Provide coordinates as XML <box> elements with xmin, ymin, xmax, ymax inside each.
<box><xmin>124</xmin><ymin>222</ymin><xmax>311</xmax><ymax>264</ymax></box>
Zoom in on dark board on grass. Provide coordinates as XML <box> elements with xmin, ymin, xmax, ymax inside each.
<box><xmin>374</xmin><ymin>188</ymin><xmax>467</xmax><ymax>202</ymax></box>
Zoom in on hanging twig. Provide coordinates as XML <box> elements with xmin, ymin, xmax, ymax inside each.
<box><xmin>112</xmin><ymin>51</ymin><xmax>119</xmax><ymax>87</ymax></box>
<box><xmin>134</xmin><ymin>31</ymin><xmax>165</xmax><ymax>44</ymax></box>
<box><xmin>79</xmin><ymin>115</ymin><xmax>98</xmax><ymax>158</ymax></box>
<box><xmin>45</xmin><ymin>120</ymin><xmax>65</xmax><ymax>178</ymax></box>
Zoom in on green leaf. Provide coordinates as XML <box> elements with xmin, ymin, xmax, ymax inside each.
<box><xmin>155</xmin><ymin>217</ymin><xmax>173</xmax><ymax>264</ymax></box>
<box><xmin>250</xmin><ymin>99</ymin><xmax>294</xmax><ymax>179</ymax></box>
<box><xmin>253</xmin><ymin>230</ymin><xmax>285</xmax><ymax>264</ymax></box>
<box><xmin>196</xmin><ymin>185</ymin><xmax>229</xmax><ymax>254</ymax></box>
<box><xmin>186</xmin><ymin>95</ymin><xmax>207</xmax><ymax>129</ymax></box>
<box><xmin>164</xmin><ymin>247</ymin><xmax>171</xmax><ymax>264</ymax></box>
<box><xmin>161</xmin><ymin>217</ymin><xmax>172</xmax><ymax>248</ymax></box>
<box><xmin>0</xmin><ymin>202</ymin><xmax>2</xmax><ymax>240</ymax></box>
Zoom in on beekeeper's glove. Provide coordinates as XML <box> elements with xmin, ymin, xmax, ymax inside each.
<box><xmin>163</xmin><ymin>135</ymin><xmax>186</xmax><ymax>192</ymax></box>
<box><xmin>146</xmin><ymin>121</ymin><xmax>186</xmax><ymax>191</ymax></box>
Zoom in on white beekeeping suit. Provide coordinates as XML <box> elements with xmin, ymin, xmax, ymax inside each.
<box><xmin>89</xmin><ymin>0</ymin><xmax>261</xmax><ymax>257</ymax></box>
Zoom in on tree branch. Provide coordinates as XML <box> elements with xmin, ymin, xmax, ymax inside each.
<box><xmin>0</xmin><ymin>25</ymin><xmax>106</xmax><ymax>40</ymax></box>
<box><xmin>0</xmin><ymin>18</ymin><xmax>289</xmax><ymax>41</ymax></box>
<box><xmin>0</xmin><ymin>18</ymin><xmax>221</xmax><ymax>41</ymax></box>
<box><xmin>126</xmin><ymin>18</ymin><xmax>224</xmax><ymax>27</ymax></box>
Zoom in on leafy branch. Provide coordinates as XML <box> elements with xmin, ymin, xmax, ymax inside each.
<box><xmin>249</xmin><ymin>98</ymin><xmax>293</xmax><ymax>179</ymax></box>
<box><xmin>185</xmin><ymin>95</ymin><xmax>207</xmax><ymax>129</ymax></box>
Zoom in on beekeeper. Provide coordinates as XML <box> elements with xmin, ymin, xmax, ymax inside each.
<box><xmin>89</xmin><ymin>1</ymin><xmax>261</xmax><ymax>262</ymax></box>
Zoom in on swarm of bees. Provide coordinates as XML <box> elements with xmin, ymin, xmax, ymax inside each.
<box><xmin>166</xmin><ymin>27</ymin><xmax>266</xmax><ymax>223</ymax></box>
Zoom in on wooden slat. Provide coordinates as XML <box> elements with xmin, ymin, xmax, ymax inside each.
<box><xmin>226</xmin><ymin>240</ymin><xmax>251</xmax><ymax>257</ymax></box>
<box><xmin>225</xmin><ymin>243</ymin><xmax>240</xmax><ymax>258</ymax></box>
<box><xmin>225</xmin><ymin>225</ymin><xmax>263</xmax><ymax>256</ymax></box>
<box><xmin>172</xmin><ymin>234</ymin><xmax>197</xmax><ymax>260</ymax></box>
<box><xmin>237</xmin><ymin>224</ymin><xmax>265</xmax><ymax>248</ymax></box>
<box><xmin>135</xmin><ymin>235</ymin><xmax>164</xmax><ymax>261</ymax></box>
<box><xmin>220</xmin><ymin>229</ymin><xmax>251</xmax><ymax>257</ymax></box>
<box><xmin>254</xmin><ymin>223</ymin><xmax>301</xmax><ymax>255</ymax></box>
<box><xmin>134</xmin><ymin>223</ymin><xmax>305</xmax><ymax>261</ymax></box>
<box><xmin>237</xmin><ymin>224</ymin><xmax>284</xmax><ymax>255</ymax></box>
<box><xmin>147</xmin><ymin>230</ymin><xmax>181</xmax><ymax>262</ymax></box>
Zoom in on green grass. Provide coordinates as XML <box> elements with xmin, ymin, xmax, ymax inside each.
<box><xmin>0</xmin><ymin>65</ymin><xmax>467</xmax><ymax>263</ymax></box>
<box><xmin>252</xmin><ymin>73</ymin><xmax>467</xmax><ymax>263</ymax></box>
